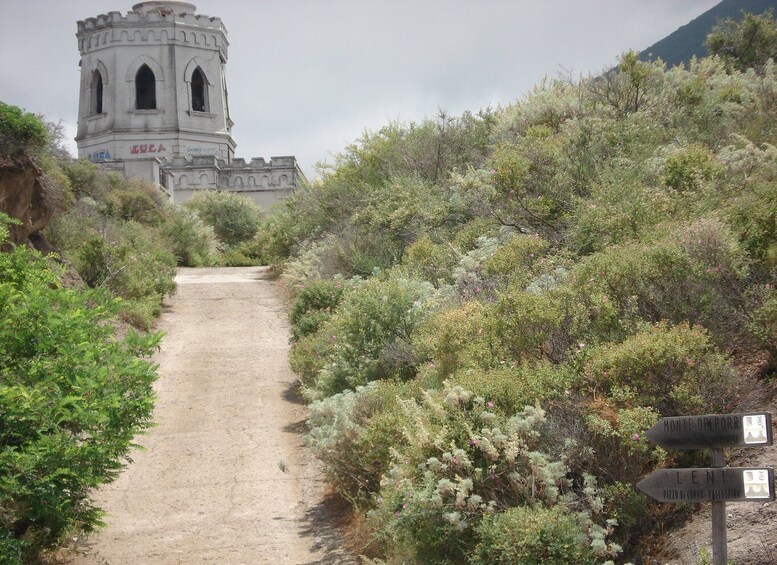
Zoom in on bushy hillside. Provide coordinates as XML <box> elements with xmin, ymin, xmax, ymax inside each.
<box><xmin>256</xmin><ymin>16</ymin><xmax>777</xmax><ymax>564</ymax></box>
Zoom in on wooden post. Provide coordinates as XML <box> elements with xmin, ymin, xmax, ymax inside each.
<box><xmin>711</xmin><ymin>448</ymin><xmax>726</xmax><ymax>565</ymax></box>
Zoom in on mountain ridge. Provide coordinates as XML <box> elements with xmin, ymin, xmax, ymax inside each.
<box><xmin>640</xmin><ymin>0</ymin><xmax>776</xmax><ymax>67</ymax></box>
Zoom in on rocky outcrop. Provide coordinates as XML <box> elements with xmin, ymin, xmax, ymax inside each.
<box><xmin>0</xmin><ymin>155</ymin><xmax>54</xmax><ymax>251</ymax></box>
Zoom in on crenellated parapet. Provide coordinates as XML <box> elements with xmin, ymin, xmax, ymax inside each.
<box><xmin>162</xmin><ymin>156</ymin><xmax>304</xmax><ymax>193</ymax></box>
<box><xmin>77</xmin><ymin>2</ymin><xmax>227</xmax><ymax>56</ymax></box>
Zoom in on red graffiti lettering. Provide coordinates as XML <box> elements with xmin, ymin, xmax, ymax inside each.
<box><xmin>130</xmin><ymin>145</ymin><xmax>139</xmax><ymax>154</ymax></box>
<box><xmin>158</xmin><ymin>144</ymin><xmax>166</xmax><ymax>152</ymax></box>
<box><xmin>149</xmin><ymin>144</ymin><xmax>156</xmax><ymax>153</ymax></box>
<box><xmin>139</xmin><ymin>144</ymin><xmax>148</xmax><ymax>154</ymax></box>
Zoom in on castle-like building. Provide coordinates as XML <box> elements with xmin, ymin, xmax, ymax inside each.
<box><xmin>75</xmin><ymin>1</ymin><xmax>301</xmax><ymax>207</ymax></box>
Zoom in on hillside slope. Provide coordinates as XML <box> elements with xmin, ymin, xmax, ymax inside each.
<box><xmin>254</xmin><ymin>41</ymin><xmax>777</xmax><ymax>563</ymax></box>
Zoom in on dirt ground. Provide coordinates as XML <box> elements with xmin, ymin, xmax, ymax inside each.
<box><xmin>66</xmin><ymin>267</ymin><xmax>356</xmax><ymax>565</ymax></box>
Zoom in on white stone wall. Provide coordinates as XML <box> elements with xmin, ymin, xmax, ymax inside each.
<box><xmin>163</xmin><ymin>155</ymin><xmax>301</xmax><ymax>207</ymax></box>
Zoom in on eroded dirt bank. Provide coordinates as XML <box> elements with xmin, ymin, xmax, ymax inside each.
<box><xmin>69</xmin><ymin>266</ymin><xmax>354</xmax><ymax>564</ymax></box>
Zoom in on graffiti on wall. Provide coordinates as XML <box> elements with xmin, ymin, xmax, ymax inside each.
<box><xmin>186</xmin><ymin>146</ymin><xmax>218</xmax><ymax>156</ymax></box>
<box><xmin>88</xmin><ymin>150</ymin><xmax>112</xmax><ymax>161</ymax></box>
<box><xmin>130</xmin><ymin>143</ymin><xmax>166</xmax><ymax>155</ymax></box>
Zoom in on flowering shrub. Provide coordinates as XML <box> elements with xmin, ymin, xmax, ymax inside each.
<box><xmin>473</xmin><ymin>505</ymin><xmax>596</xmax><ymax>564</ymax></box>
<box><xmin>306</xmin><ymin>381</ymin><xmax>420</xmax><ymax>507</ymax></box>
<box><xmin>368</xmin><ymin>384</ymin><xmax>622</xmax><ymax>563</ymax></box>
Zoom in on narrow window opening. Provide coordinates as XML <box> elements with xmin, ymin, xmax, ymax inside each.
<box><xmin>91</xmin><ymin>70</ymin><xmax>104</xmax><ymax>115</ymax></box>
<box><xmin>191</xmin><ymin>67</ymin><xmax>207</xmax><ymax>112</ymax></box>
<box><xmin>136</xmin><ymin>64</ymin><xmax>156</xmax><ymax>110</ymax></box>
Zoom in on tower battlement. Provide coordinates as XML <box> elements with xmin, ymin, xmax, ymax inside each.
<box><xmin>77</xmin><ymin>3</ymin><xmax>227</xmax><ymax>57</ymax></box>
<box><xmin>77</xmin><ymin>11</ymin><xmax>224</xmax><ymax>34</ymax></box>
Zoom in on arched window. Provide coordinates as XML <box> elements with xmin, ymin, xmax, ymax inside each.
<box><xmin>135</xmin><ymin>64</ymin><xmax>156</xmax><ymax>109</ymax></box>
<box><xmin>91</xmin><ymin>70</ymin><xmax>104</xmax><ymax>114</ymax></box>
<box><xmin>191</xmin><ymin>67</ymin><xmax>207</xmax><ymax>112</ymax></box>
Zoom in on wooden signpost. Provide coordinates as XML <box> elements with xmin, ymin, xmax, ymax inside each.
<box><xmin>644</xmin><ymin>412</ymin><xmax>773</xmax><ymax>450</ymax></box>
<box><xmin>636</xmin><ymin>467</ymin><xmax>775</xmax><ymax>502</ymax></box>
<box><xmin>637</xmin><ymin>412</ymin><xmax>774</xmax><ymax>565</ymax></box>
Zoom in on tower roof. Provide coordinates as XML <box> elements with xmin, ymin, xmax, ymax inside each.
<box><xmin>131</xmin><ymin>2</ymin><xmax>197</xmax><ymax>16</ymax></box>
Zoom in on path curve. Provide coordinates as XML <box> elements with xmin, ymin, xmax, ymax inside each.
<box><xmin>69</xmin><ymin>267</ymin><xmax>353</xmax><ymax>564</ymax></box>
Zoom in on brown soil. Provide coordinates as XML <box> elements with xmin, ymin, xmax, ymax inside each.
<box><xmin>65</xmin><ymin>266</ymin><xmax>357</xmax><ymax>564</ymax></box>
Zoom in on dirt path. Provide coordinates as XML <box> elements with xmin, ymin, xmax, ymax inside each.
<box><xmin>68</xmin><ymin>267</ymin><xmax>354</xmax><ymax>565</ymax></box>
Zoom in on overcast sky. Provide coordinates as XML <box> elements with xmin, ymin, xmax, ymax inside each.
<box><xmin>0</xmin><ymin>0</ymin><xmax>720</xmax><ymax>178</ymax></box>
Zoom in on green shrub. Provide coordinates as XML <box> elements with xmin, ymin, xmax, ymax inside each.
<box><xmin>493</xmin><ymin>287</ymin><xmax>586</xmax><ymax>364</ymax></box>
<box><xmin>0</xmin><ymin>238</ymin><xmax>159</xmax><ymax>563</ymax></box>
<box><xmin>450</xmin><ymin>362</ymin><xmax>574</xmax><ymax>415</ymax></box>
<box><xmin>0</xmin><ymin>102</ymin><xmax>48</xmax><ymax>156</ymax></box>
<box><xmin>572</xmin><ymin>221</ymin><xmax>750</xmax><ymax>345</ymax></box>
<box><xmin>720</xmin><ymin>139</ymin><xmax>777</xmax><ymax>266</ymax></box>
<box><xmin>116</xmin><ymin>294</ymin><xmax>164</xmax><ymax>331</ymax></box>
<box><xmin>481</xmin><ymin>233</ymin><xmax>548</xmax><ymax>281</ymax></box>
<box><xmin>707</xmin><ymin>11</ymin><xmax>777</xmax><ymax>75</ymax></box>
<box><xmin>748</xmin><ymin>290</ymin><xmax>777</xmax><ymax>362</ymax></box>
<box><xmin>308</xmin><ymin>275</ymin><xmax>436</xmax><ymax>397</ymax></box>
<box><xmin>161</xmin><ymin>206</ymin><xmax>217</xmax><ymax>267</ymax></box>
<box><xmin>402</xmin><ymin>235</ymin><xmax>458</xmax><ymax>287</ymax></box>
<box><xmin>64</xmin><ymin>220</ymin><xmax>176</xmax><ymax>329</ymax></box>
<box><xmin>473</xmin><ymin>505</ymin><xmax>595</xmax><ymax>565</ymax></box>
<box><xmin>661</xmin><ymin>144</ymin><xmax>722</xmax><ymax>192</ymax></box>
<box><xmin>74</xmin><ymin>222</ymin><xmax>176</xmax><ymax>301</ymax></box>
<box><xmin>62</xmin><ymin>159</ymin><xmax>120</xmax><ymax>202</ymax></box>
<box><xmin>289</xmin><ymin>328</ymin><xmax>331</xmax><ymax>389</ymax></box>
<box><xmin>582</xmin><ymin>322</ymin><xmax>733</xmax><ymax>415</ymax></box>
<box><xmin>567</xmin><ymin>171</ymin><xmax>675</xmax><ymax>254</ymax></box>
<box><xmin>219</xmin><ymin>246</ymin><xmax>261</xmax><ymax>267</ymax></box>
<box><xmin>106</xmin><ymin>179</ymin><xmax>166</xmax><ymax>225</ymax></box>
<box><xmin>289</xmin><ymin>278</ymin><xmax>347</xmax><ymax>341</ymax></box>
<box><xmin>413</xmin><ymin>301</ymin><xmax>500</xmax><ymax>380</ymax></box>
<box><xmin>184</xmin><ymin>191</ymin><xmax>263</xmax><ymax>246</ymax></box>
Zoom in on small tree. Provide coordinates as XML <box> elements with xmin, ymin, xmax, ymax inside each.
<box><xmin>184</xmin><ymin>190</ymin><xmax>263</xmax><ymax>246</ymax></box>
<box><xmin>0</xmin><ymin>102</ymin><xmax>48</xmax><ymax>157</ymax></box>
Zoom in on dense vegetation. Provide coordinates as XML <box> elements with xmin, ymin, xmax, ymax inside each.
<box><xmin>0</xmin><ymin>105</ymin><xmax>166</xmax><ymax>563</ymax></box>
<box><xmin>257</xmin><ymin>15</ymin><xmax>777</xmax><ymax>564</ymax></box>
<box><xmin>0</xmin><ymin>103</ymin><xmax>267</xmax><ymax>562</ymax></box>
<box><xmin>0</xmin><ymin>215</ymin><xmax>161</xmax><ymax>562</ymax></box>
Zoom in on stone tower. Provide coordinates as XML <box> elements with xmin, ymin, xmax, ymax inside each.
<box><xmin>75</xmin><ymin>2</ymin><xmax>301</xmax><ymax>207</ymax></box>
<box><xmin>76</xmin><ymin>1</ymin><xmax>235</xmax><ymax>167</ymax></box>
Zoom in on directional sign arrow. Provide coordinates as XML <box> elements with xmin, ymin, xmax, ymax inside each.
<box><xmin>637</xmin><ymin>467</ymin><xmax>775</xmax><ymax>503</ymax></box>
<box><xmin>645</xmin><ymin>413</ymin><xmax>772</xmax><ymax>450</ymax></box>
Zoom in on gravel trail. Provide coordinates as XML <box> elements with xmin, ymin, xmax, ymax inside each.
<box><xmin>68</xmin><ymin>266</ymin><xmax>352</xmax><ymax>565</ymax></box>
